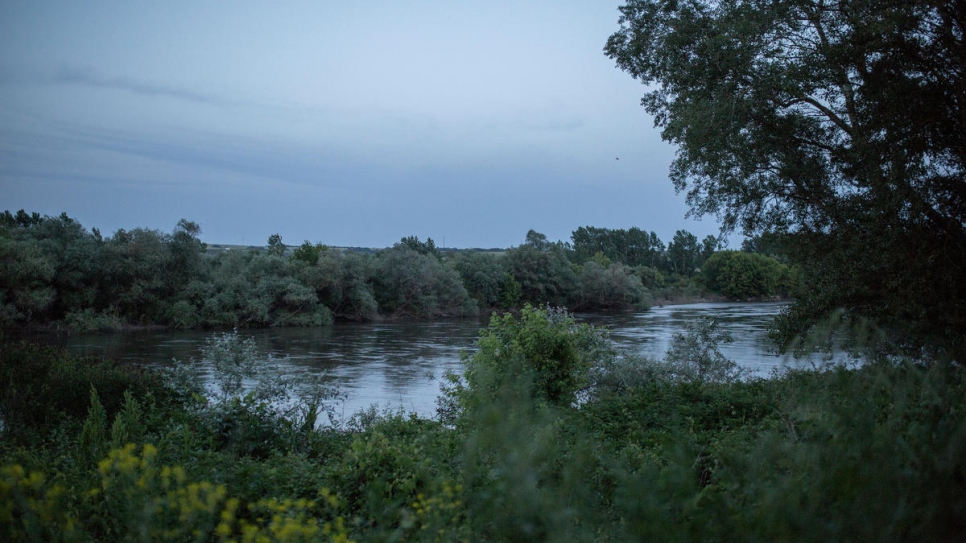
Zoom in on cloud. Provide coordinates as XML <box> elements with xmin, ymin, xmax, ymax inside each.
<box><xmin>53</xmin><ymin>66</ymin><xmax>232</xmax><ymax>106</ymax></box>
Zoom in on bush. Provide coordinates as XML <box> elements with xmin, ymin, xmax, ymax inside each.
<box><xmin>448</xmin><ymin>305</ymin><xmax>611</xmax><ymax>414</ymax></box>
<box><xmin>664</xmin><ymin>316</ymin><xmax>743</xmax><ymax>383</ymax></box>
<box><xmin>63</xmin><ymin>308</ymin><xmax>124</xmax><ymax>333</ymax></box>
<box><xmin>453</xmin><ymin>251</ymin><xmax>509</xmax><ymax>308</ymax></box>
<box><xmin>370</xmin><ymin>245</ymin><xmax>476</xmax><ymax>318</ymax></box>
<box><xmin>0</xmin><ymin>343</ymin><xmax>170</xmax><ymax>442</ymax></box>
<box><xmin>168</xmin><ymin>330</ymin><xmax>339</xmax><ymax>457</ymax></box>
<box><xmin>702</xmin><ymin>250</ymin><xmax>789</xmax><ymax>299</ymax></box>
<box><xmin>574</xmin><ymin>261</ymin><xmax>648</xmax><ymax>311</ymax></box>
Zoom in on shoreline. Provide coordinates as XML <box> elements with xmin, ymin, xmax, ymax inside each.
<box><xmin>4</xmin><ymin>298</ymin><xmax>792</xmax><ymax>338</ymax></box>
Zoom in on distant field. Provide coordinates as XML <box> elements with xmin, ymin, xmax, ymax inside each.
<box><xmin>205</xmin><ymin>244</ymin><xmax>506</xmax><ymax>256</ymax></box>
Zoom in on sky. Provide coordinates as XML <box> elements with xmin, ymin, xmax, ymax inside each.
<box><xmin>0</xmin><ymin>0</ymin><xmax>731</xmax><ymax>249</ymax></box>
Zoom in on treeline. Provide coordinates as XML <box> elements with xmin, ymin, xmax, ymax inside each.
<box><xmin>0</xmin><ymin>210</ymin><xmax>792</xmax><ymax>331</ymax></box>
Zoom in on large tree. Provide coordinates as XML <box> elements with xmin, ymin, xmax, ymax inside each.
<box><xmin>606</xmin><ymin>0</ymin><xmax>966</xmax><ymax>359</ymax></box>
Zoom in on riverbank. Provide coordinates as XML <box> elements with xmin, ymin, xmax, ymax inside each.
<box><xmin>2</xmin><ymin>320</ymin><xmax>962</xmax><ymax>542</ymax></box>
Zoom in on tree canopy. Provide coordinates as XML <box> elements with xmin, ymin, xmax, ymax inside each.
<box><xmin>607</xmin><ymin>0</ymin><xmax>966</xmax><ymax>360</ymax></box>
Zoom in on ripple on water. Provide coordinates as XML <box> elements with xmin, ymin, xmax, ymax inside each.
<box><xmin>41</xmin><ymin>303</ymin><xmax>850</xmax><ymax>418</ymax></box>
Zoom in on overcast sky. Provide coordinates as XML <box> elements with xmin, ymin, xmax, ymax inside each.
<box><xmin>1</xmin><ymin>0</ymin><xmax>729</xmax><ymax>249</ymax></box>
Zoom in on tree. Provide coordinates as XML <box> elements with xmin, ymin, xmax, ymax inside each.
<box><xmin>606</xmin><ymin>0</ymin><xmax>966</xmax><ymax>359</ymax></box>
<box><xmin>453</xmin><ymin>251</ymin><xmax>510</xmax><ymax>307</ymax></box>
<box><xmin>399</xmin><ymin>235</ymin><xmax>440</xmax><ymax>258</ymax></box>
<box><xmin>266</xmin><ymin>234</ymin><xmax>285</xmax><ymax>257</ymax></box>
<box><xmin>524</xmin><ymin>229</ymin><xmax>551</xmax><ymax>250</ymax></box>
<box><xmin>570</xmin><ymin>226</ymin><xmax>665</xmax><ymax>267</ymax></box>
<box><xmin>370</xmin><ymin>244</ymin><xmax>476</xmax><ymax>318</ymax></box>
<box><xmin>453</xmin><ymin>306</ymin><xmax>609</xmax><ymax>410</ymax></box>
<box><xmin>313</xmin><ymin>250</ymin><xmax>378</xmax><ymax>321</ymax></box>
<box><xmin>168</xmin><ymin>220</ymin><xmax>206</xmax><ymax>294</ymax></box>
<box><xmin>666</xmin><ymin>230</ymin><xmax>699</xmax><ymax>276</ymax></box>
<box><xmin>699</xmin><ymin>235</ymin><xmax>718</xmax><ymax>267</ymax></box>
<box><xmin>506</xmin><ymin>231</ymin><xmax>577</xmax><ymax>306</ymax></box>
<box><xmin>291</xmin><ymin>240</ymin><xmax>327</xmax><ymax>265</ymax></box>
<box><xmin>702</xmin><ymin>250</ymin><xmax>788</xmax><ymax>299</ymax></box>
<box><xmin>574</xmin><ymin>261</ymin><xmax>648</xmax><ymax>311</ymax></box>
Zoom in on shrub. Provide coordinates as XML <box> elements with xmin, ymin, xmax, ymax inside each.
<box><xmin>63</xmin><ymin>308</ymin><xmax>124</xmax><ymax>333</ymax></box>
<box><xmin>664</xmin><ymin>317</ymin><xmax>743</xmax><ymax>383</ymax></box>
<box><xmin>168</xmin><ymin>330</ymin><xmax>339</xmax><ymax>457</ymax></box>
<box><xmin>0</xmin><ymin>343</ymin><xmax>169</xmax><ymax>441</ymax></box>
<box><xmin>370</xmin><ymin>245</ymin><xmax>476</xmax><ymax>318</ymax></box>
<box><xmin>574</xmin><ymin>261</ymin><xmax>648</xmax><ymax>311</ymax></box>
<box><xmin>702</xmin><ymin>250</ymin><xmax>789</xmax><ymax>299</ymax></box>
<box><xmin>448</xmin><ymin>305</ymin><xmax>611</xmax><ymax>415</ymax></box>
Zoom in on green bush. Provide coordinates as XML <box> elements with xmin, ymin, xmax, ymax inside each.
<box><xmin>702</xmin><ymin>250</ymin><xmax>789</xmax><ymax>299</ymax></box>
<box><xmin>0</xmin><ymin>343</ymin><xmax>170</xmax><ymax>442</ymax></box>
<box><xmin>370</xmin><ymin>244</ymin><xmax>476</xmax><ymax>318</ymax></box>
<box><xmin>450</xmin><ymin>305</ymin><xmax>611</xmax><ymax>414</ymax></box>
<box><xmin>453</xmin><ymin>251</ymin><xmax>508</xmax><ymax>308</ymax></box>
<box><xmin>63</xmin><ymin>308</ymin><xmax>125</xmax><ymax>333</ymax></box>
<box><xmin>574</xmin><ymin>261</ymin><xmax>649</xmax><ymax>311</ymax></box>
<box><xmin>663</xmin><ymin>317</ymin><xmax>743</xmax><ymax>383</ymax></box>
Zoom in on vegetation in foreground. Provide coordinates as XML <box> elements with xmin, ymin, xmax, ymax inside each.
<box><xmin>2</xmin><ymin>307</ymin><xmax>964</xmax><ymax>542</ymax></box>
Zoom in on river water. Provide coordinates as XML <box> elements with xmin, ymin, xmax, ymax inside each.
<box><xmin>41</xmin><ymin>302</ymin><xmax>828</xmax><ymax>419</ymax></box>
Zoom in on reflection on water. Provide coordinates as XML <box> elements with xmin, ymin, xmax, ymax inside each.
<box><xmin>48</xmin><ymin>319</ymin><xmax>489</xmax><ymax>420</ymax></box>
<box><xmin>577</xmin><ymin>302</ymin><xmax>823</xmax><ymax>376</ymax></box>
<box><xmin>41</xmin><ymin>303</ymin><xmax>838</xmax><ymax>419</ymax></box>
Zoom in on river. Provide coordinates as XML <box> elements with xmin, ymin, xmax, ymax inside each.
<box><xmin>39</xmin><ymin>302</ymin><xmax>829</xmax><ymax>419</ymax></box>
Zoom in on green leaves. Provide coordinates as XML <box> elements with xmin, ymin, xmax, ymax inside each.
<box><xmin>457</xmin><ymin>305</ymin><xmax>610</xmax><ymax>411</ymax></box>
<box><xmin>701</xmin><ymin>250</ymin><xmax>789</xmax><ymax>299</ymax></box>
<box><xmin>608</xmin><ymin>0</ymin><xmax>966</xmax><ymax>358</ymax></box>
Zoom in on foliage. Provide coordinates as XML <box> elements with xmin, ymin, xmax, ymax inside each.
<box><xmin>570</xmin><ymin>225</ymin><xmax>666</xmax><ymax>268</ymax></box>
<box><xmin>606</xmin><ymin>0</ymin><xmax>966</xmax><ymax>359</ymax></box>
<box><xmin>665</xmin><ymin>229</ymin><xmax>700</xmax><ymax>276</ymax></box>
<box><xmin>701</xmin><ymin>250</ymin><xmax>790</xmax><ymax>299</ymax></box>
<box><xmin>2</xmin><ymin>443</ymin><xmax>356</xmax><ymax>542</ymax></box>
<box><xmin>202</xmin><ymin>330</ymin><xmax>288</xmax><ymax>402</ymax></box>
<box><xmin>0</xmin><ymin>343</ymin><xmax>170</xmax><ymax>442</ymax></box>
<box><xmin>312</xmin><ymin>251</ymin><xmax>378</xmax><ymax>321</ymax></box>
<box><xmin>4</xmin><ymin>325</ymin><xmax>966</xmax><ymax>541</ymax></box>
<box><xmin>505</xmin><ymin>232</ymin><xmax>577</xmax><ymax>307</ymax></box>
<box><xmin>63</xmin><ymin>308</ymin><xmax>125</xmax><ymax>333</ymax></box>
<box><xmin>663</xmin><ymin>316</ymin><xmax>743</xmax><ymax>383</ymax></box>
<box><xmin>369</xmin><ymin>244</ymin><xmax>476</xmax><ymax>318</ymax></box>
<box><xmin>573</xmin><ymin>261</ymin><xmax>649</xmax><ymax>311</ymax></box>
<box><xmin>497</xmin><ymin>273</ymin><xmax>522</xmax><ymax>309</ymax></box>
<box><xmin>0</xmin><ymin>210</ymin><xmax>764</xmax><ymax>331</ymax></box>
<box><xmin>398</xmin><ymin>236</ymin><xmax>440</xmax><ymax>258</ymax></box>
<box><xmin>267</xmin><ymin>233</ymin><xmax>286</xmax><ymax>257</ymax></box>
<box><xmin>291</xmin><ymin>241</ymin><xmax>328</xmax><ymax>265</ymax></box>
<box><xmin>168</xmin><ymin>219</ymin><xmax>206</xmax><ymax>293</ymax></box>
<box><xmin>171</xmin><ymin>329</ymin><xmax>338</xmax><ymax>458</ymax></box>
<box><xmin>452</xmin><ymin>251</ymin><xmax>509</xmax><ymax>308</ymax></box>
<box><xmin>202</xmin><ymin>250</ymin><xmax>333</xmax><ymax>327</ymax></box>
<box><xmin>634</xmin><ymin>265</ymin><xmax>666</xmax><ymax>290</ymax></box>
<box><xmin>451</xmin><ymin>305</ymin><xmax>611</xmax><ymax>412</ymax></box>
<box><xmin>1</xmin><ymin>464</ymin><xmax>79</xmax><ymax>542</ymax></box>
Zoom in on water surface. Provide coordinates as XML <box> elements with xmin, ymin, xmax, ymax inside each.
<box><xmin>45</xmin><ymin>303</ymin><xmax>823</xmax><ymax>418</ymax></box>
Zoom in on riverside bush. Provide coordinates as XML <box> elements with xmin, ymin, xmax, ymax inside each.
<box><xmin>0</xmin><ymin>343</ymin><xmax>170</xmax><ymax>442</ymax></box>
<box><xmin>167</xmin><ymin>329</ymin><xmax>340</xmax><ymax>457</ymax></box>
<box><xmin>445</xmin><ymin>305</ymin><xmax>611</xmax><ymax>415</ymax></box>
